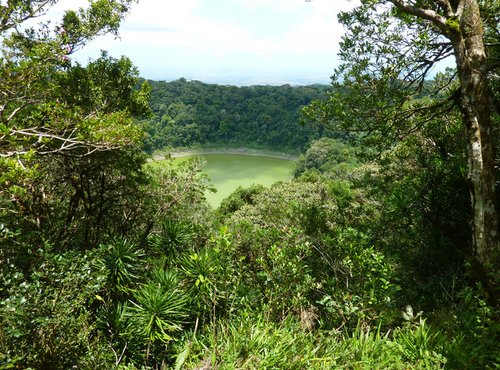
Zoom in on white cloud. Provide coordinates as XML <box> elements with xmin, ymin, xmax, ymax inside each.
<box><xmin>122</xmin><ymin>0</ymin><xmax>201</xmax><ymax>31</ymax></box>
<box><xmin>69</xmin><ymin>0</ymin><xmax>358</xmax><ymax>82</ymax></box>
<box><xmin>231</xmin><ymin>0</ymin><xmax>305</xmax><ymax>14</ymax></box>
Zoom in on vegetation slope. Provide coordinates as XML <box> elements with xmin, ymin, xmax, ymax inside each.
<box><xmin>1</xmin><ymin>1</ymin><xmax>499</xmax><ymax>369</ymax></box>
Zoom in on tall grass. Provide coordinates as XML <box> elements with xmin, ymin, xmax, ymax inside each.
<box><xmin>171</xmin><ymin>312</ymin><xmax>448</xmax><ymax>369</ymax></box>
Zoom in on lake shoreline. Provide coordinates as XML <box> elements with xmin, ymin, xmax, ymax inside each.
<box><xmin>153</xmin><ymin>147</ymin><xmax>298</xmax><ymax>161</ymax></box>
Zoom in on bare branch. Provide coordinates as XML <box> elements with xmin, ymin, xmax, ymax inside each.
<box><xmin>389</xmin><ymin>0</ymin><xmax>450</xmax><ymax>34</ymax></box>
<box><xmin>434</xmin><ymin>0</ymin><xmax>454</xmax><ymax>17</ymax></box>
<box><xmin>1</xmin><ymin>126</ymin><xmax>130</xmax><ymax>158</ymax></box>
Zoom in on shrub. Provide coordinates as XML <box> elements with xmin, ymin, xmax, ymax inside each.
<box><xmin>0</xmin><ymin>249</ymin><xmax>110</xmax><ymax>369</ymax></box>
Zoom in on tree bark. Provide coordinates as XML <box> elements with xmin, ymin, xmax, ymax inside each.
<box><xmin>391</xmin><ymin>0</ymin><xmax>499</xmax><ymax>298</ymax></box>
<box><xmin>450</xmin><ymin>0</ymin><xmax>499</xmax><ymax>297</ymax></box>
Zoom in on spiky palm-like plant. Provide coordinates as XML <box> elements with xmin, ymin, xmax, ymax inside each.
<box><xmin>150</xmin><ymin>220</ymin><xmax>194</xmax><ymax>267</ymax></box>
<box><xmin>101</xmin><ymin>238</ymin><xmax>145</xmax><ymax>299</ymax></box>
<box><xmin>152</xmin><ymin>268</ymin><xmax>180</xmax><ymax>290</ymax></box>
<box><xmin>127</xmin><ymin>282</ymin><xmax>188</xmax><ymax>363</ymax></box>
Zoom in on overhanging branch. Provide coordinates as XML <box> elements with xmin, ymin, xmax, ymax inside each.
<box><xmin>390</xmin><ymin>0</ymin><xmax>450</xmax><ymax>34</ymax></box>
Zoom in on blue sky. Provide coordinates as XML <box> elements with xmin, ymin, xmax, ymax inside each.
<box><xmin>48</xmin><ymin>0</ymin><xmax>357</xmax><ymax>85</ymax></box>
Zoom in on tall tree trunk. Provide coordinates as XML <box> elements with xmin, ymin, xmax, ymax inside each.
<box><xmin>388</xmin><ymin>0</ymin><xmax>498</xmax><ymax>298</ymax></box>
<box><xmin>451</xmin><ymin>0</ymin><xmax>499</xmax><ymax>299</ymax></box>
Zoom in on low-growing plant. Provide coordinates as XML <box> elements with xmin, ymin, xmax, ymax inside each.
<box><xmin>438</xmin><ymin>287</ymin><xmax>500</xmax><ymax>369</ymax></box>
<box><xmin>394</xmin><ymin>318</ymin><xmax>447</xmax><ymax>368</ymax></box>
<box><xmin>101</xmin><ymin>238</ymin><xmax>145</xmax><ymax>300</ymax></box>
<box><xmin>255</xmin><ymin>241</ymin><xmax>316</xmax><ymax>320</ymax></box>
<box><xmin>171</xmin><ymin>311</ymin><xmax>453</xmax><ymax>369</ymax></box>
<box><xmin>149</xmin><ymin>219</ymin><xmax>194</xmax><ymax>268</ymax></box>
<box><xmin>126</xmin><ymin>281</ymin><xmax>188</xmax><ymax>365</ymax></box>
<box><xmin>314</xmin><ymin>229</ymin><xmax>400</xmax><ymax>329</ymax></box>
<box><xmin>0</xmin><ymin>249</ymin><xmax>110</xmax><ymax>369</ymax></box>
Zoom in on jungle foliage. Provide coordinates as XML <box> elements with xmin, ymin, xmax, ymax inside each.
<box><xmin>142</xmin><ymin>79</ymin><xmax>334</xmax><ymax>152</ymax></box>
<box><xmin>1</xmin><ymin>0</ymin><xmax>498</xmax><ymax>369</ymax></box>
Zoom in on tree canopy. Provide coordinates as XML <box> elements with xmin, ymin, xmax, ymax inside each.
<box><xmin>1</xmin><ymin>1</ymin><xmax>498</xmax><ymax>368</ymax></box>
<box><xmin>0</xmin><ymin>0</ymin><xmax>153</xmax><ymax>253</ymax></box>
<box><xmin>305</xmin><ymin>0</ymin><xmax>499</xmax><ymax>300</ymax></box>
<box><xmin>142</xmin><ymin>79</ymin><xmax>332</xmax><ymax>152</ymax></box>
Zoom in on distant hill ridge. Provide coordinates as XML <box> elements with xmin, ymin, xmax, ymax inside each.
<box><xmin>142</xmin><ymin>78</ymin><xmax>336</xmax><ymax>153</ymax></box>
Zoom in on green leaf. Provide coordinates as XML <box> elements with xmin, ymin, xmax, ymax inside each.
<box><xmin>174</xmin><ymin>343</ymin><xmax>190</xmax><ymax>370</ymax></box>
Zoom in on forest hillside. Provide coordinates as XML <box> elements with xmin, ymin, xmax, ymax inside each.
<box><xmin>142</xmin><ymin>79</ymin><xmax>332</xmax><ymax>153</ymax></box>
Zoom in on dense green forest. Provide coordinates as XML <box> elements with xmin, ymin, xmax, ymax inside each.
<box><xmin>1</xmin><ymin>0</ymin><xmax>499</xmax><ymax>369</ymax></box>
<box><xmin>142</xmin><ymin>79</ymin><xmax>331</xmax><ymax>153</ymax></box>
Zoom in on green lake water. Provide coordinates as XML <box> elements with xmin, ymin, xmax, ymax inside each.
<box><xmin>176</xmin><ymin>154</ymin><xmax>295</xmax><ymax>208</ymax></box>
